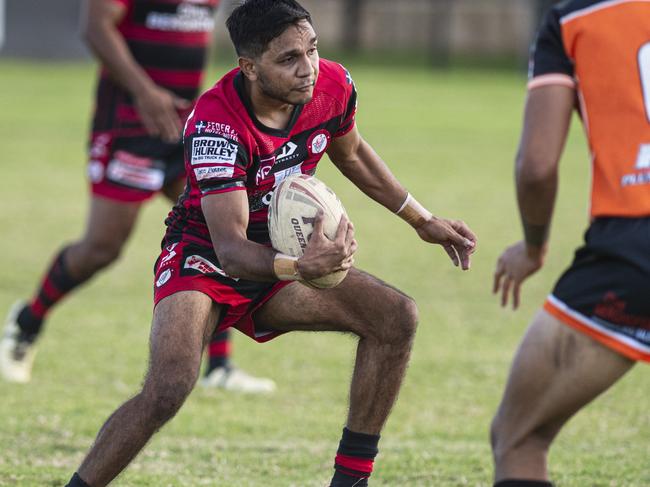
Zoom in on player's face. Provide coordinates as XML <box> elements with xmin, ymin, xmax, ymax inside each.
<box><xmin>255</xmin><ymin>20</ymin><xmax>319</xmax><ymax>105</ymax></box>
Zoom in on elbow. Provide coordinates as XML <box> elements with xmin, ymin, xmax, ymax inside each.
<box><xmin>216</xmin><ymin>248</ymin><xmax>242</xmax><ymax>278</ymax></box>
<box><xmin>515</xmin><ymin>152</ymin><xmax>558</xmax><ymax>187</ymax></box>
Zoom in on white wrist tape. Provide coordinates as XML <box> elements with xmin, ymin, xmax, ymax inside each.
<box><xmin>273</xmin><ymin>253</ymin><xmax>301</xmax><ymax>281</ymax></box>
<box><xmin>396</xmin><ymin>193</ymin><xmax>432</xmax><ymax>229</ymax></box>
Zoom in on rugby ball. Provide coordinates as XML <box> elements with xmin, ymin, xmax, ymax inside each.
<box><xmin>268</xmin><ymin>174</ymin><xmax>349</xmax><ymax>288</ymax></box>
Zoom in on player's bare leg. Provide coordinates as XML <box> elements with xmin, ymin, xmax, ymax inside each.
<box><xmin>490</xmin><ymin>310</ymin><xmax>634</xmax><ymax>484</ymax></box>
<box><xmin>65</xmin><ymin>196</ymin><xmax>141</xmax><ymax>280</ymax></box>
<box><xmin>72</xmin><ymin>292</ymin><xmax>219</xmax><ymax>487</ymax></box>
<box><xmin>256</xmin><ymin>268</ymin><xmax>418</xmax><ymax>484</ymax></box>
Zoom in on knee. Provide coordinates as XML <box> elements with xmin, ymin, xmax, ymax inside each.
<box><xmin>142</xmin><ymin>376</ymin><xmax>195</xmax><ymax>426</ymax></box>
<box><xmin>490</xmin><ymin>413</ymin><xmax>552</xmax><ymax>464</ymax></box>
<box><xmin>80</xmin><ymin>239</ymin><xmax>124</xmax><ymax>271</ymax></box>
<box><xmin>374</xmin><ymin>295</ymin><xmax>419</xmax><ymax>347</ymax></box>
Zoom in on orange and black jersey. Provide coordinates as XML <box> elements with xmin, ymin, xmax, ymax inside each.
<box><xmin>529</xmin><ymin>0</ymin><xmax>650</xmax><ymax>218</ymax></box>
<box><xmin>163</xmin><ymin>59</ymin><xmax>357</xmax><ymax>248</ymax></box>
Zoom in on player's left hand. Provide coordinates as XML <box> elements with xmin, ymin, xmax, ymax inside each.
<box><xmin>493</xmin><ymin>240</ymin><xmax>546</xmax><ymax>309</ymax></box>
<box><xmin>416</xmin><ymin>217</ymin><xmax>477</xmax><ymax>270</ymax></box>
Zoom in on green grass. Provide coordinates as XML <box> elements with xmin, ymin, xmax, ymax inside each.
<box><xmin>1</xmin><ymin>60</ymin><xmax>649</xmax><ymax>486</ymax></box>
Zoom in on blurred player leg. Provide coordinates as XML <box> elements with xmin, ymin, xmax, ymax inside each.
<box><xmin>490</xmin><ymin>310</ymin><xmax>634</xmax><ymax>485</ymax></box>
<box><xmin>1</xmin><ymin>196</ymin><xmax>140</xmax><ymax>383</ymax></box>
<box><xmin>201</xmin><ymin>329</ymin><xmax>276</xmax><ymax>393</ymax></box>
<box><xmin>255</xmin><ymin>269</ymin><xmax>418</xmax><ymax>487</ymax></box>
<box><xmin>69</xmin><ymin>291</ymin><xmax>218</xmax><ymax>487</ymax></box>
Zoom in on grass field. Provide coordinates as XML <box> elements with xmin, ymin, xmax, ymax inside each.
<box><xmin>1</xmin><ymin>60</ymin><xmax>649</xmax><ymax>487</ymax></box>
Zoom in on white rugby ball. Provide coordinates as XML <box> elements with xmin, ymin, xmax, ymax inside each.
<box><xmin>268</xmin><ymin>174</ymin><xmax>349</xmax><ymax>288</ymax></box>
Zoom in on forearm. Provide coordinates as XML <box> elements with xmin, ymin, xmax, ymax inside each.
<box><xmin>334</xmin><ymin>139</ymin><xmax>407</xmax><ymax>212</ymax></box>
<box><xmin>216</xmin><ymin>240</ymin><xmax>280</xmax><ymax>282</ymax></box>
<box><xmin>516</xmin><ymin>162</ymin><xmax>557</xmax><ymax>249</ymax></box>
<box><xmin>84</xmin><ymin>21</ymin><xmax>155</xmax><ymax>98</ymax></box>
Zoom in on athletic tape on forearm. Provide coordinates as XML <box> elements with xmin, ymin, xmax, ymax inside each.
<box><xmin>273</xmin><ymin>253</ymin><xmax>301</xmax><ymax>281</ymax></box>
<box><xmin>396</xmin><ymin>193</ymin><xmax>432</xmax><ymax>229</ymax></box>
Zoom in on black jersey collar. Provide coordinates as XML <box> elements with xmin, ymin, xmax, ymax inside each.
<box><xmin>234</xmin><ymin>71</ymin><xmax>304</xmax><ymax>138</ymax></box>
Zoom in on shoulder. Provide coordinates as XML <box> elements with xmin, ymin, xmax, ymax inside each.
<box><xmin>316</xmin><ymin>59</ymin><xmax>354</xmax><ymax>95</ymax></box>
<box><xmin>186</xmin><ymin>69</ymin><xmax>248</xmax><ymax>143</ymax></box>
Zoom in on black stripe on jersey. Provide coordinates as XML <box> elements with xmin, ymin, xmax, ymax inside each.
<box><xmin>200</xmin><ymin>180</ymin><xmax>246</xmax><ymax>194</ymax></box>
<box><xmin>234</xmin><ymin>72</ymin><xmax>304</xmax><ymax>138</ymax></box>
<box><xmin>128</xmin><ymin>40</ymin><xmax>208</xmax><ymax>72</ymax></box>
<box><xmin>342</xmin><ymin>85</ymin><xmax>357</xmax><ymax>124</ymax></box>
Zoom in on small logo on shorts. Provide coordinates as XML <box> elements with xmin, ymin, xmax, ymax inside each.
<box><xmin>156</xmin><ymin>269</ymin><xmax>172</xmax><ymax>287</ymax></box>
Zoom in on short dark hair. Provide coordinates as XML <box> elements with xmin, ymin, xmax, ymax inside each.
<box><xmin>226</xmin><ymin>0</ymin><xmax>312</xmax><ymax>58</ymax></box>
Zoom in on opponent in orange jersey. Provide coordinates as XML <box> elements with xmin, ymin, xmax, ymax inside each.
<box><xmin>491</xmin><ymin>1</ymin><xmax>650</xmax><ymax>486</ymax></box>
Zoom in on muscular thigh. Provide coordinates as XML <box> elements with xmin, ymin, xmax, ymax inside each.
<box><xmin>255</xmin><ymin>268</ymin><xmax>412</xmax><ymax>335</ymax></box>
<box><xmin>495</xmin><ymin>310</ymin><xmax>634</xmax><ymax>440</ymax></box>
<box><xmin>146</xmin><ymin>291</ymin><xmax>220</xmax><ymax>387</ymax></box>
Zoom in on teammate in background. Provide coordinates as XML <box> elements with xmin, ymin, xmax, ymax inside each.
<box><xmin>491</xmin><ymin>1</ymin><xmax>650</xmax><ymax>486</ymax></box>
<box><xmin>63</xmin><ymin>1</ymin><xmax>477</xmax><ymax>486</ymax></box>
<box><xmin>0</xmin><ymin>0</ymin><xmax>275</xmax><ymax>393</ymax></box>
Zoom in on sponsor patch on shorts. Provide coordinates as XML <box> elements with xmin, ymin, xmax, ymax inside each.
<box><xmin>184</xmin><ymin>254</ymin><xmax>239</xmax><ymax>280</ymax></box>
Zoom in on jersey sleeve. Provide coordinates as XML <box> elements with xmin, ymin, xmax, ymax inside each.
<box><xmin>527</xmin><ymin>8</ymin><xmax>576</xmax><ymax>90</ymax></box>
<box><xmin>184</xmin><ymin>108</ymin><xmax>250</xmax><ymax>197</ymax></box>
<box><xmin>334</xmin><ymin>66</ymin><xmax>358</xmax><ymax>137</ymax></box>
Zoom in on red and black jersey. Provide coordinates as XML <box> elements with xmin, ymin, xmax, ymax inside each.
<box><xmin>163</xmin><ymin>58</ymin><xmax>358</xmax><ymax>247</ymax></box>
<box><xmin>528</xmin><ymin>0</ymin><xmax>650</xmax><ymax>218</ymax></box>
<box><xmin>92</xmin><ymin>0</ymin><xmax>219</xmax><ymax>134</ymax></box>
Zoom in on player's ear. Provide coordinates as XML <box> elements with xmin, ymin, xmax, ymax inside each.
<box><xmin>239</xmin><ymin>57</ymin><xmax>258</xmax><ymax>82</ymax></box>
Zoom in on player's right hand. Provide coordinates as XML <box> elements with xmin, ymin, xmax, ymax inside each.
<box><xmin>493</xmin><ymin>240</ymin><xmax>546</xmax><ymax>309</ymax></box>
<box><xmin>134</xmin><ymin>85</ymin><xmax>192</xmax><ymax>143</ymax></box>
<box><xmin>297</xmin><ymin>212</ymin><xmax>357</xmax><ymax>281</ymax></box>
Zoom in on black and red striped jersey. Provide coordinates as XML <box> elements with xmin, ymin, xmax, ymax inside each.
<box><xmin>163</xmin><ymin>58</ymin><xmax>357</xmax><ymax>247</ymax></box>
<box><xmin>528</xmin><ymin>0</ymin><xmax>650</xmax><ymax>218</ymax></box>
<box><xmin>92</xmin><ymin>0</ymin><xmax>219</xmax><ymax>134</ymax></box>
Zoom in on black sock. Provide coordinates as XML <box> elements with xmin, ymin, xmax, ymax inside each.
<box><xmin>18</xmin><ymin>247</ymin><xmax>84</xmax><ymax>336</ymax></box>
<box><xmin>495</xmin><ymin>480</ymin><xmax>554</xmax><ymax>487</ymax></box>
<box><xmin>66</xmin><ymin>472</ymin><xmax>90</xmax><ymax>487</ymax></box>
<box><xmin>206</xmin><ymin>329</ymin><xmax>231</xmax><ymax>373</ymax></box>
<box><xmin>330</xmin><ymin>427</ymin><xmax>380</xmax><ymax>487</ymax></box>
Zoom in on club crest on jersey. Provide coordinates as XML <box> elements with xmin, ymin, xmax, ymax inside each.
<box><xmin>307</xmin><ymin>130</ymin><xmax>330</xmax><ymax>156</ymax></box>
<box><xmin>191</xmin><ymin>136</ymin><xmax>237</xmax><ymax>165</ymax></box>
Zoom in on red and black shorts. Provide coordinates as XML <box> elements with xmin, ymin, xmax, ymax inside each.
<box><xmin>544</xmin><ymin>217</ymin><xmax>650</xmax><ymax>362</ymax></box>
<box><xmin>88</xmin><ymin>131</ymin><xmax>186</xmax><ymax>203</ymax></box>
<box><xmin>87</xmin><ymin>78</ymin><xmax>193</xmax><ymax>203</ymax></box>
<box><xmin>153</xmin><ymin>240</ymin><xmax>291</xmax><ymax>342</ymax></box>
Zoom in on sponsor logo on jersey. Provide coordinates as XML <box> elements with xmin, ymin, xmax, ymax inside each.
<box><xmin>274</xmin><ymin>164</ymin><xmax>302</xmax><ymax>185</ymax></box>
<box><xmin>156</xmin><ymin>269</ymin><xmax>172</xmax><ymax>287</ymax></box>
<box><xmin>621</xmin><ymin>144</ymin><xmax>650</xmax><ymax>187</ymax></box>
<box><xmin>146</xmin><ymin>4</ymin><xmax>215</xmax><ymax>33</ymax></box>
<box><xmin>277</xmin><ymin>141</ymin><xmax>298</xmax><ymax>161</ymax></box>
<box><xmin>194</xmin><ymin>165</ymin><xmax>235</xmax><ymax>181</ymax></box>
<box><xmin>184</xmin><ymin>255</ymin><xmax>239</xmax><ymax>280</ymax></box>
<box><xmin>191</xmin><ymin>136</ymin><xmax>238</xmax><ymax>166</ymax></box>
<box><xmin>635</xmin><ymin>143</ymin><xmax>650</xmax><ymax>169</ymax></box>
<box><xmin>255</xmin><ymin>156</ymin><xmax>276</xmax><ymax>185</ymax></box>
